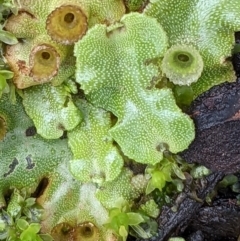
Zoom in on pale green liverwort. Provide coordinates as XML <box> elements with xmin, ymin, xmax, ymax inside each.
<box><xmin>75</xmin><ymin>13</ymin><xmax>195</xmax><ymax>165</ymax></box>
<box><xmin>0</xmin><ymin>95</ymin><xmax>147</xmax><ymax>241</ymax></box>
<box><xmin>22</xmin><ymin>83</ymin><xmax>82</xmax><ymax>139</ymax></box>
<box><xmin>1</xmin><ymin>0</ymin><xmax>240</xmax><ymax>240</ymax></box>
<box><xmin>68</xmin><ymin>100</ymin><xmax>124</xmax><ymax>184</ymax></box>
<box><xmin>144</xmin><ymin>0</ymin><xmax>240</xmax><ymax>97</ymax></box>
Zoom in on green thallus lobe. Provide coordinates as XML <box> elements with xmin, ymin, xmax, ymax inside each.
<box><xmin>75</xmin><ymin>13</ymin><xmax>195</xmax><ymax>165</ymax></box>
<box><xmin>1</xmin><ymin>0</ymin><xmax>240</xmax><ymax>240</ymax></box>
<box><xmin>144</xmin><ymin>0</ymin><xmax>240</xmax><ymax>97</ymax></box>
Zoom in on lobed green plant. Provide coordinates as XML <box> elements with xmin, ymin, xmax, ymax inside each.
<box><xmin>0</xmin><ymin>0</ymin><xmax>240</xmax><ymax>240</ymax></box>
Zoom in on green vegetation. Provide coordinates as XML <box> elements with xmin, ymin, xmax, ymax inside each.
<box><xmin>0</xmin><ymin>189</ymin><xmax>52</xmax><ymax>241</ymax></box>
<box><xmin>0</xmin><ymin>0</ymin><xmax>240</xmax><ymax>240</ymax></box>
<box><xmin>0</xmin><ymin>0</ymin><xmax>17</xmax><ymax>99</ymax></box>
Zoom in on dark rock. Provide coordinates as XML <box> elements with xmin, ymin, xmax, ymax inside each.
<box><xmin>186</xmin><ymin>230</ymin><xmax>204</xmax><ymax>241</ymax></box>
<box><xmin>180</xmin><ymin>78</ymin><xmax>240</xmax><ymax>173</ymax></box>
<box><xmin>136</xmin><ymin>172</ymin><xmax>224</xmax><ymax>241</ymax></box>
<box><xmin>186</xmin><ymin>202</ymin><xmax>240</xmax><ymax>241</ymax></box>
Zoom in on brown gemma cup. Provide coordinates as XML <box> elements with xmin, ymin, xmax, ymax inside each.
<box><xmin>51</xmin><ymin>222</ymin><xmax>74</xmax><ymax>241</ymax></box>
<box><xmin>0</xmin><ymin>116</ymin><xmax>7</xmax><ymax>141</ymax></box>
<box><xmin>46</xmin><ymin>5</ymin><xmax>88</xmax><ymax>45</ymax></box>
<box><xmin>29</xmin><ymin>44</ymin><xmax>60</xmax><ymax>82</ymax></box>
<box><xmin>71</xmin><ymin>222</ymin><xmax>100</xmax><ymax>241</ymax></box>
<box><xmin>51</xmin><ymin>222</ymin><xmax>100</xmax><ymax>241</ymax></box>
